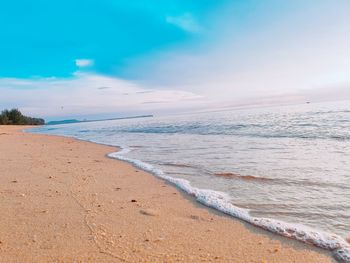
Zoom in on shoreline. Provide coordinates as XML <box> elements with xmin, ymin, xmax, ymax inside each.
<box><xmin>0</xmin><ymin>125</ymin><xmax>336</xmax><ymax>262</ymax></box>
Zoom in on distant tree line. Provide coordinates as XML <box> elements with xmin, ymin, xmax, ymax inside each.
<box><xmin>0</xmin><ymin>109</ymin><xmax>45</xmax><ymax>125</ymax></box>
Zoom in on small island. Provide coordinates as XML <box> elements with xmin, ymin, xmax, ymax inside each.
<box><xmin>0</xmin><ymin>108</ymin><xmax>45</xmax><ymax>125</ymax></box>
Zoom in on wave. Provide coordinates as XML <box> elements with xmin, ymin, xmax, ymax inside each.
<box><xmin>224</xmin><ymin>174</ymin><xmax>350</xmax><ymax>190</ymax></box>
<box><xmin>214</xmin><ymin>172</ymin><xmax>273</xmax><ymax>182</ymax></box>
<box><xmin>108</xmin><ymin>148</ymin><xmax>350</xmax><ymax>262</ymax></box>
<box><xmin>118</xmin><ymin>125</ymin><xmax>350</xmax><ymax>141</ymax></box>
<box><xmin>161</xmin><ymin>162</ymin><xmax>197</xmax><ymax>168</ymax></box>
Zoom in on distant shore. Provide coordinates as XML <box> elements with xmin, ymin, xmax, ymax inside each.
<box><xmin>46</xmin><ymin>114</ymin><xmax>153</xmax><ymax>125</ymax></box>
<box><xmin>0</xmin><ymin>125</ymin><xmax>334</xmax><ymax>262</ymax></box>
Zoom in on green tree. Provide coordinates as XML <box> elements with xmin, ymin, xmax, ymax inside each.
<box><xmin>0</xmin><ymin>112</ymin><xmax>9</xmax><ymax>124</ymax></box>
<box><xmin>8</xmin><ymin>109</ymin><xmax>23</xmax><ymax>124</ymax></box>
<box><xmin>0</xmin><ymin>108</ymin><xmax>45</xmax><ymax>125</ymax></box>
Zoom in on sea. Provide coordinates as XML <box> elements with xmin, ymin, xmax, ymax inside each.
<box><xmin>29</xmin><ymin>100</ymin><xmax>350</xmax><ymax>261</ymax></box>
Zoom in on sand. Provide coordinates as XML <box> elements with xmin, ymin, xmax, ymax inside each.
<box><xmin>0</xmin><ymin>125</ymin><xmax>335</xmax><ymax>262</ymax></box>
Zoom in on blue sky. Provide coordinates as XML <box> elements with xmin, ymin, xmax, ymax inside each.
<box><xmin>1</xmin><ymin>0</ymin><xmax>350</xmax><ymax>120</ymax></box>
<box><xmin>0</xmin><ymin>0</ymin><xmax>222</xmax><ymax>78</ymax></box>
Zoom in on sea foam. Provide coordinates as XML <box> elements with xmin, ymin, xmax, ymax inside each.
<box><xmin>108</xmin><ymin>147</ymin><xmax>350</xmax><ymax>262</ymax></box>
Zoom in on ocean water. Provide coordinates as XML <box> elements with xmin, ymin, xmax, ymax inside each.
<box><xmin>30</xmin><ymin>101</ymin><xmax>350</xmax><ymax>261</ymax></box>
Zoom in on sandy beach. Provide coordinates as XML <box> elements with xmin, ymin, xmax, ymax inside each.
<box><xmin>0</xmin><ymin>126</ymin><xmax>335</xmax><ymax>262</ymax></box>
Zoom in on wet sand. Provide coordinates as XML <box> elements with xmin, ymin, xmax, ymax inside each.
<box><xmin>0</xmin><ymin>126</ymin><xmax>335</xmax><ymax>262</ymax></box>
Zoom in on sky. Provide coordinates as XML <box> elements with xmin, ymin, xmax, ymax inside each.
<box><xmin>1</xmin><ymin>0</ymin><xmax>350</xmax><ymax>120</ymax></box>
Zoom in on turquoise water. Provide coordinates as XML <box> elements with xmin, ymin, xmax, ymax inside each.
<box><xmin>30</xmin><ymin>101</ymin><xmax>350</xmax><ymax>261</ymax></box>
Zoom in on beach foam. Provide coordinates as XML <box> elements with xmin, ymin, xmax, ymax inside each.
<box><xmin>108</xmin><ymin>148</ymin><xmax>350</xmax><ymax>262</ymax></box>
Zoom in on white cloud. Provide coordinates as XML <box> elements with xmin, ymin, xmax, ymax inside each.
<box><xmin>0</xmin><ymin>73</ymin><xmax>206</xmax><ymax>119</ymax></box>
<box><xmin>75</xmin><ymin>59</ymin><xmax>94</xmax><ymax>68</ymax></box>
<box><xmin>166</xmin><ymin>13</ymin><xmax>202</xmax><ymax>33</ymax></box>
